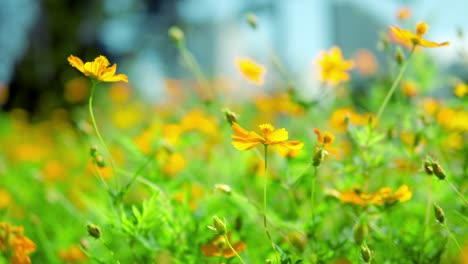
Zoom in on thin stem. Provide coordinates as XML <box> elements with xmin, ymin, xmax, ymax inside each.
<box><xmin>263</xmin><ymin>145</ymin><xmax>280</xmax><ymax>263</ymax></box>
<box><xmin>419</xmin><ymin>177</ymin><xmax>432</xmax><ymax>263</ymax></box>
<box><xmin>442</xmin><ymin>223</ymin><xmax>462</xmax><ymax>251</ymax></box>
<box><xmin>310</xmin><ymin>166</ymin><xmax>318</xmax><ymax>223</ymax></box>
<box><xmin>88</xmin><ymin>80</ymin><xmax>119</xmax><ymax>190</ymax></box>
<box><xmin>375</xmin><ymin>46</ymin><xmax>415</xmax><ymax>123</ymax></box>
<box><xmin>223</xmin><ymin>233</ymin><xmax>247</xmax><ymax>264</ymax></box>
<box><xmin>445</xmin><ymin>179</ymin><xmax>468</xmax><ymax>206</ymax></box>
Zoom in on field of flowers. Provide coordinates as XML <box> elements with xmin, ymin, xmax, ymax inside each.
<box><xmin>0</xmin><ymin>10</ymin><xmax>467</xmax><ymax>264</ymax></box>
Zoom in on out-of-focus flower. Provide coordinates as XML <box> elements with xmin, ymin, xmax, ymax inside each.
<box><xmin>64</xmin><ymin>77</ymin><xmax>90</xmax><ymax>103</ymax></box>
<box><xmin>42</xmin><ymin>160</ymin><xmax>65</xmax><ymax>182</ymax></box>
<box><xmin>328</xmin><ymin>185</ymin><xmax>412</xmax><ymax>207</ymax></box>
<box><xmin>201</xmin><ymin>232</ymin><xmax>247</xmax><ymax>258</ymax></box>
<box><xmin>401</xmin><ymin>80</ymin><xmax>419</xmax><ymax>98</ymax></box>
<box><xmin>0</xmin><ymin>189</ymin><xmax>12</xmax><ymax>210</ymax></box>
<box><xmin>442</xmin><ymin>132</ymin><xmax>464</xmax><ymax>150</ymax></box>
<box><xmin>422</xmin><ymin>98</ymin><xmax>441</xmax><ymax>116</ymax></box>
<box><xmin>354</xmin><ymin>49</ymin><xmax>377</xmax><ymax>76</ymax></box>
<box><xmin>236</xmin><ymin>57</ymin><xmax>266</xmax><ymax>86</ymax></box>
<box><xmin>161</xmin><ymin>152</ymin><xmax>187</xmax><ymax>177</ymax></box>
<box><xmin>329</xmin><ymin>107</ymin><xmax>374</xmax><ymax>131</ymax></box>
<box><xmin>389</xmin><ymin>21</ymin><xmax>450</xmax><ymax>48</ymax></box>
<box><xmin>68</xmin><ymin>55</ymin><xmax>128</xmax><ymax>83</ymax></box>
<box><xmin>396</xmin><ymin>7</ymin><xmax>411</xmax><ymax>21</ymax></box>
<box><xmin>0</xmin><ymin>222</ymin><xmax>36</xmax><ymax>264</ymax></box>
<box><xmin>180</xmin><ymin>109</ymin><xmax>218</xmax><ymax>136</ymax></box>
<box><xmin>109</xmin><ymin>83</ymin><xmax>132</xmax><ymax>103</ymax></box>
<box><xmin>454</xmin><ymin>82</ymin><xmax>468</xmax><ymax>98</ymax></box>
<box><xmin>111</xmin><ymin>103</ymin><xmax>144</xmax><ymax>129</ymax></box>
<box><xmin>436</xmin><ymin>107</ymin><xmax>468</xmax><ymax>131</ymax></box>
<box><xmin>58</xmin><ymin>245</ymin><xmax>87</xmax><ymax>263</ymax></box>
<box><xmin>231</xmin><ymin>122</ymin><xmax>304</xmax><ymax>152</ymax></box>
<box><xmin>254</xmin><ymin>93</ymin><xmax>304</xmax><ymax>116</ymax></box>
<box><xmin>317</xmin><ymin>46</ymin><xmax>354</xmax><ymax>85</ymax></box>
<box><xmin>174</xmin><ymin>183</ymin><xmax>204</xmax><ymax>211</ymax></box>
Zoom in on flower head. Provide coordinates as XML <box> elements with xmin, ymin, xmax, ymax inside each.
<box><xmin>231</xmin><ymin>122</ymin><xmax>303</xmax><ymax>152</ymax></box>
<box><xmin>389</xmin><ymin>21</ymin><xmax>450</xmax><ymax>48</ymax></box>
<box><xmin>68</xmin><ymin>55</ymin><xmax>128</xmax><ymax>83</ymax></box>
<box><xmin>317</xmin><ymin>46</ymin><xmax>354</xmax><ymax>85</ymax></box>
<box><xmin>396</xmin><ymin>7</ymin><xmax>411</xmax><ymax>21</ymax></box>
<box><xmin>236</xmin><ymin>57</ymin><xmax>266</xmax><ymax>86</ymax></box>
<box><xmin>328</xmin><ymin>185</ymin><xmax>413</xmax><ymax>207</ymax></box>
<box><xmin>201</xmin><ymin>232</ymin><xmax>247</xmax><ymax>258</ymax></box>
<box><xmin>313</xmin><ymin>128</ymin><xmax>339</xmax><ymax>159</ymax></box>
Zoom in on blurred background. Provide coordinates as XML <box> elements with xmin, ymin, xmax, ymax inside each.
<box><xmin>0</xmin><ymin>0</ymin><xmax>466</xmax><ymax>114</ymax></box>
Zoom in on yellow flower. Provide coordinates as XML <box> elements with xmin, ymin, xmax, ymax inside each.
<box><xmin>231</xmin><ymin>122</ymin><xmax>304</xmax><ymax>152</ymax></box>
<box><xmin>0</xmin><ymin>222</ymin><xmax>36</xmax><ymax>264</ymax></box>
<box><xmin>329</xmin><ymin>107</ymin><xmax>374</xmax><ymax>131</ymax></box>
<box><xmin>329</xmin><ymin>185</ymin><xmax>412</xmax><ymax>207</ymax></box>
<box><xmin>389</xmin><ymin>21</ymin><xmax>449</xmax><ymax>48</ymax></box>
<box><xmin>200</xmin><ymin>232</ymin><xmax>247</xmax><ymax>258</ymax></box>
<box><xmin>317</xmin><ymin>46</ymin><xmax>354</xmax><ymax>85</ymax></box>
<box><xmin>454</xmin><ymin>82</ymin><xmax>468</xmax><ymax>98</ymax></box>
<box><xmin>236</xmin><ymin>57</ymin><xmax>266</xmax><ymax>86</ymax></box>
<box><xmin>401</xmin><ymin>80</ymin><xmax>419</xmax><ymax>97</ymax></box>
<box><xmin>67</xmin><ymin>55</ymin><xmax>128</xmax><ymax>82</ymax></box>
<box><xmin>0</xmin><ymin>188</ymin><xmax>12</xmax><ymax>210</ymax></box>
<box><xmin>64</xmin><ymin>77</ymin><xmax>90</xmax><ymax>103</ymax></box>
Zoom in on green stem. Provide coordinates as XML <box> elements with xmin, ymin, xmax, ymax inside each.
<box><xmin>419</xmin><ymin>177</ymin><xmax>432</xmax><ymax>263</ymax></box>
<box><xmin>442</xmin><ymin>223</ymin><xmax>462</xmax><ymax>251</ymax></box>
<box><xmin>310</xmin><ymin>166</ymin><xmax>318</xmax><ymax>222</ymax></box>
<box><xmin>223</xmin><ymin>233</ymin><xmax>247</xmax><ymax>264</ymax></box>
<box><xmin>445</xmin><ymin>179</ymin><xmax>468</xmax><ymax>206</ymax></box>
<box><xmin>88</xmin><ymin>80</ymin><xmax>119</xmax><ymax>190</ymax></box>
<box><xmin>263</xmin><ymin>145</ymin><xmax>280</xmax><ymax>263</ymax></box>
<box><xmin>375</xmin><ymin>46</ymin><xmax>415</xmax><ymax>123</ymax></box>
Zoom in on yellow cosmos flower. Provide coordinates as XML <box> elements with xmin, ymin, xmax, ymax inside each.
<box><xmin>401</xmin><ymin>80</ymin><xmax>419</xmax><ymax>97</ymax></box>
<box><xmin>313</xmin><ymin>128</ymin><xmax>340</xmax><ymax>158</ymax></box>
<box><xmin>454</xmin><ymin>82</ymin><xmax>468</xmax><ymax>98</ymax></box>
<box><xmin>389</xmin><ymin>21</ymin><xmax>449</xmax><ymax>48</ymax></box>
<box><xmin>236</xmin><ymin>57</ymin><xmax>266</xmax><ymax>86</ymax></box>
<box><xmin>67</xmin><ymin>55</ymin><xmax>128</xmax><ymax>83</ymax></box>
<box><xmin>328</xmin><ymin>185</ymin><xmax>412</xmax><ymax>207</ymax></box>
<box><xmin>396</xmin><ymin>7</ymin><xmax>411</xmax><ymax>21</ymax></box>
<box><xmin>231</xmin><ymin>122</ymin><xmax>303</xmax><ymax>152</ymax></box>
<box><xmin>317</xmin><ymin>46</ymin><xmax>354</xmax><ymax>85</ymax></box>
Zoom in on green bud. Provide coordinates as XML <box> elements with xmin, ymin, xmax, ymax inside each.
<box><xmin>168</xmin><ymin>26</ymin><xmax>184</xmax><ymax>44</ymax></box>
<box><xmin>395</xmin><ymin>47</ymin><xmax>405</xmax><ymax>66</ymax></box>
<box><xmin>245</xmin><ymin>13</ymin><xmax>258</xmax><ymax>29</ymax></box>
<box><xmin>222</xmin><ymin>108</ymin><xmax>238</xmax><ymax>125</ymax></box>
<box><xmin>313</xmin><ymin>148</ymin><xmax>325</xmax><ymax>167</ymax></box>
<box><xmin>90</xmin><ymin>146</ymin><xmax>98</xmax><ymax>157</ymax></box>
<box><xmin>433</xmin><ymin>204</ymin><xmax>445</xmax><ymax>224</ymax></box>
<box><xmin>354</xmin><ymin>222</ymin><xmax>368</xmax><ymax>245</ymax></box>
<box><xmin>95</xmin><ymin>155</ymin><xmax>106</xmax><ymax>168</ymax></box>
<box><xmin>360</xmin><ymin>244</ymin><xmax>373</xmax><ymax>263</ymax></box>
<box><xmin>87</xmin><ymin>224</ymin><xmax>101</xmax><ymax>239</ymax></box>
<box><xmin>431</xmin><ymin>162</ymin><xmax>446</xmax><ymax>180</ymax></box>
<box><xmin>208</xmin><ymin>216</ymin><xmax>226</xmax><ymax>235</ymax></box>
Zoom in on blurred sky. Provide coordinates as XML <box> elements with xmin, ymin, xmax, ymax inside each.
<box><xmin>0</xmin><ymin>0</ymin><xmax>467</xmax><ymax>102</ymax></box>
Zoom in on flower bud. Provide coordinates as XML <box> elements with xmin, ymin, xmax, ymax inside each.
<box><xmin>360</xmin><ymin>244</ymin><xmax>373</xmax><ymax>263</ymax></box>
<box><xmin>423</xmin><ymin>160</ymin><xmax>433</xmax><ymax>175</ymax></box>
<box><xmin>222</xmin><ymin>108</ymin><xmax>238</xmax><ymax>125</ymax></box>
<box><xmin>433</xmin><ymin>204</ymin><xmax>445</xmax><ymax>224</ymax></box>
<box><xmin>168</xmin><ymin>26</ymin><xmax>184</xmax><ymax>44</ymax></box>
<box><xmin>431</xmin><ymin>162</ymin><xmax>446</xmax><ymax>180</ymax></box>
<box><xmin>95</xmin><ymin>155</ymin><xmax>106</xmax><ymax>168</ymax></box>
<box><xmin>87</xmin><ymin>224</ymin><xmax>101</xmax><ymax>239</ymax></box>
<box><xmin>245</xmin><ymin>13</ymin><xmax>257</xmax><ymax>29</ymax></box>
<box><xmin>416</xmin><ymin>22</ymin><xmax>429</xmax><ymax>36</ymax></box>
<box><xmin>354</xmin><ymin>222</ymin><xmax>368</xmax><ymax>245</ymax></box>
<box><xmin>90</xmin><ymin>146</ymin><xmax>98</xmax><ymax>158</ymax></box>
<box><xmin>214</xmin><ymin>184</ymin><xmax>232</xmax><ymax>195</ymax></box>
<box><xmin>395</xmin><ymin>47</ymin><xmax>405</xmax><ymax>66</ymax></box>
<box><xmin>313</xmin><ymin>148</ymin><xmax>325</xmax><ymax>167</ymax></box>
<box><xmin>208</xmin><ymin>216</ymin><xmax>226</xmax><ymax>235</ymax></box>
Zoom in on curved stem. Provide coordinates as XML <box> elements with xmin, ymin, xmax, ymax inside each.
<box><xmin>445</xmin><ymin>179</ymin><xmax>468</xmax><ymax>206</ymax></box>
<box><xmin>223</xmin><ymin>233</ymin><xmax>247</xmax><ymax>264</ymax></box>
<box><xmin>263</xmin><ymin>145</ymin><xmax>280</xmax><ymax>263</ymax></box>
<box><xmin>88</xmin><ymin>80</ymin><xmax>119</xmax><ymax>190</ymax></box>
<box><xmin>375</xmin><ymin>46</ymin><xmax>415</xmax><ymax>123</ymax></box>
<box><xmin>442</xmin><ymin>223</ymin><xmax>462</xmax><ymax>251</ymax></box>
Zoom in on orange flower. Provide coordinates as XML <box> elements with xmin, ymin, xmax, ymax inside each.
<box><xmin>396</xmin><ymin>7</ymin><xmax>411</xmax><ymax>21</ymax></box>
<box><xmin>68</xmin><ymin>55</ymin><xmax>128</xmax><ymax>83</ymax></box>
<box><xmin>317</xmin><ymin>46</ymin><xmax>354</xmax><ymax>85</ymax></box>
<box><xmin>236</xmin><ymin>57</ymin><xmax>266</xmax><ymax>86</ymax></box>
<box><xmin>354</xmin><ymin>49</ymin><xmax>377</xmax><ymax>76</ymax></box>
<box><xmin>11</xmin><ymin>236</ymin><xmax>36</xmax><ymax>264</ymax></box>
<box><xmin>58</xmin><ymin>245</ymin><xmax>87</xmax><ymax>263</ymax></box>
<box><xmin>201</xmin><ymin>232</ymin><xmax>247</xmax><ymax>258</ymax></box>
<box><xmin>231</xmin><ymin>122</ymin><xmax>303</xmax><ymax>152</ymax></box>
<box><xmin>389</xmin><ymin>21</ymin><xmax>449</xmax><ymax>48</ymax></box>
<box><xmin>313</xmin><ymin>128</ymin><xmax>339</xmax><ymax>158</ymax></box>
<box><xmin>401</xmin><ymin>80</ymin><xmax>419</xmax><ymax>97</ymax></box>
